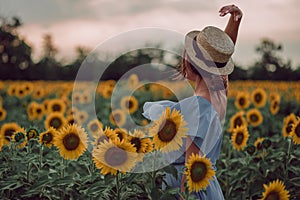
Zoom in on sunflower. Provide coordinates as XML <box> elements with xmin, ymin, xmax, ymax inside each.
<box><xmin>67</xmin><ymin>107</ymin><xmax>79</xmax><ymax>116</ymax></box>
<box><xmin>127</xmin><ymin>74</ymin><xmax>139</xmax><ymax>89</ymax></box>
<box><xmin>66</xmin><ymin>114</ymin><xmax>78</xmax><ymax>125</ymax></box>
<box><xmin>44</xmin><ymin>112</ymin><xmax>66</xmax><ymax>130</ymax></box>
<box><xmin>82</xmin><ymin>92</ymin><xmax>92</xmax><ymax>104</ymax></box>
<box><xmin>87</xmin><ymin>119</ymin><xmax>103</xmax><ymax>137</ymax></box>
<box><xmin>185</xmin><ymin>153</ymin><xmax>215</xmax><ymax>193</ymax></box>
<box><xmin>261</xmin><ymin>179</ymin><xmax>290</xmax><ymax>200</ymax></box>
<box><xmin>26</xmin><ymin>127</ymin><xmax>39</xmax><ymax>140</ymax></box>
<box><xmin>48</xmin><ymin>99</ymin><xmax>66</xmax><ymax>114</ymax></box>
<box><xmin>114</xmin><ymin>128</ymin><xmax>128</xmax><ymax>142</ymax></box>
<box><xmin>12</xmin><ymin>127</ymin><xmax>27</xmax><ymax>148</ymax></box>
<box><xmin>75</xmin><ymin>111</ymin><xmax>89</xmax><ymax>124</ymax></box>
<box><xmin>149</xmin><ymin>107</ymin><xmax>187</xmax><ymax>153</ymax></box>
<box><xmin>234</xmin><ymin>92</ymin><xmax>250</xmax><ymax>110</ymax></box>
<box><xmin>282</xmin><ymin>113</ymin><xmax>297</xmax><ymax>138</ymax></box>
<box><xmin>246</xmin><ymin>108</ymin><xmax>263</xmax><ymax>127</ymax></box>
<box><xmin>269</xmin><ymin>92</ymin><xmax>281</xmax><ymax>102</ymax></box>
<box><xmin>120</xmin><ymin>96</ymin><xmax>139</xmax><ymax>114</ymax></box>
<box><xmin>127</xmin><ymin>130</ymin><xmax>146</xmax><ymax>152</ymax></box>
<box><xmin>39</xmin><ymin>127</ymin><xmax>58</xmax><ymax>148</ymax></box>
<box><xmin>109</xmin><ymin>109</ymin><xmax>126</xmax><ymax>127</ymax></box>
<box><xmin>92</xmin><ymin>138</ymin><xmax>137</xmax><ymax>175</ymax></box>
<box><xmin>228</xmin><ymin>111</ymin><xmax>248</xmax><ymax>133</ymax></box>
<box><xmin>105</xmin><ymin>80</ymin><xmax>116</xmax><ymax>88</ymax></box>
<box><xmin>102</xmin><ymin>86</ymin><xmax>114</xmax><ymax>99</ymax></box>
<box><xmin>92</xmin><ymin>128</ymin><xmax>109</xmax><ymax>148</ymax></box>
<box><xmin>72</xmin><ymin>92</ymin><xmax>82</xmax><ymax>104</ymax></box>
<box><xmin>0</xmin><ymin>122</ymin><xmax>21</xmax><ymax>145</ymax></box>
<box><xmin>54</xmin><ymin>124</ymin><xmax>88</xmax><ymax>160</ymax></box>
<box><xmin>23</xmin><ymin>82</ymin><xmax>33</xmax><ymax>94</ymax></box>
<box><xmin>231</xmin><ymin>125</ymin><xmax>249</xmax><ymax>151</ymax></box>
<box><xmin>254</xmin><ymin>137</ymin><xmax>264</xmax><ymax>151</ymax></box>
<box><xmin>7</xmin><ymin>84</ymin><xmax>17</xmax><ymax>96</ymax></box>
<box><xmin>251</xmin><ymin>88</ymin><xmax>267</xmax><ymax>108</ymax></box>
<box><xmin>270</xmin><ymin>99</ymin><xmax>280</xmax><ymax>115</ymax></box>
<box><xmin>0</xmin><ymin>107</ymin><xmax>7</xmax><ymax>121</ymax></box>
<box><xmin>291</xmin><ymin>117</ymin><xmax>300</xmax><ymax>145</ymax></box>
<box><xmin>15</xmin><ymin>85</ymin><xmax>27</xmax><ymax>98</ymax></box>
<box><xmin>32</xmin><ymin>87</ymin><xmax>45</xmax><ymax>99</ymax></box>
<box><xmin>33</xmin><ymin>103</ymin><xmax>45</xmax><ymax>120</ymax></box>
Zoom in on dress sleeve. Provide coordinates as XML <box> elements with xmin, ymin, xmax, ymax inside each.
<box><xmin>142</xmin><ymin>100</ymin><xmax>178</xmax><ymax>120</ymax></box>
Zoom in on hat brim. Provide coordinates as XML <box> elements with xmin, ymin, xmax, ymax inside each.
<box><xmin>185</xmin><ymin>31</ymin><xmax>234</xmax><ymax>76</ymax></box>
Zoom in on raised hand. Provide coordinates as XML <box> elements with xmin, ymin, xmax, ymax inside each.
<box><xmin>219</xmin><ymin>4</ymin><xmax>243</xmax><ymax>22</ymax></box>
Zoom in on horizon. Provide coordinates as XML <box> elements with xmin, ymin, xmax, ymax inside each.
<box><xmin>1</xmin><ymin>0</ymin><xmax>300</xmax><ymax>69</ymax></box>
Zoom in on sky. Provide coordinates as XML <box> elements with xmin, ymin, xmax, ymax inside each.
<box><xmin>1</xmin><ymin>0</ymin><xmax>300</xmax><ymax>69</ymax></box>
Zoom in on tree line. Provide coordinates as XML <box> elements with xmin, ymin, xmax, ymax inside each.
<box><xmin>1</xmin><ymin>17</ymin><xmax>300</xmax><ymax>81</ymax></box>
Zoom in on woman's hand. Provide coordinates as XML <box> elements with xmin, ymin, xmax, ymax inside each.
<box><xmin>219</xmin><ymin>4</ymin><xmax>243</xmax><ymax>22</ymax></box>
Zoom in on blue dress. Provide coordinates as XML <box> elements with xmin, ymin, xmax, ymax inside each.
<box><xmin>143</xmin><ymin>96</ymin><xmax>224</xmax><ymax>200</ymax></box>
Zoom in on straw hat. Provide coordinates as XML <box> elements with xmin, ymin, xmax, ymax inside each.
<box><xmin>185</xmin><ymin>26</ymin><xmax>235</xmax><ymax>75</ymax></box>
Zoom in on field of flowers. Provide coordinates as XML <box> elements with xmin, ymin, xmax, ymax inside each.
<box><xmin>0</xmin><ymin>76</ymin><xmax>299</xmax><ymax>199</ymax></box>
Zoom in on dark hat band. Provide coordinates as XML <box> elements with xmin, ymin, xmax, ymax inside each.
<box><xmin>192</xmin><ymin>36</ymin><xmax>227</xmax><ymax>68</ymax></box>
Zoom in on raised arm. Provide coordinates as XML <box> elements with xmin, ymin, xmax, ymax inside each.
<box><xmin>219</xmin><ymin>4</ymin><xmax>243</xmax><ymax>44</ymax></box>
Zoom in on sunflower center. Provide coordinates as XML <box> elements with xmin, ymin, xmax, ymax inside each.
<box><xmin>272</xmin><ymin>101</ymin><xmax>278</xmax><ymax>109</ymax></box>
<box><xmin>234</xmin><ymin>117</ymin><xmax>243</xmax><ymax>127</ymax></box>
<box><xmin>286</xmin><ymin>121</ymin><xmax>294</xmax><ymax>134</ymax></box>
<box><xmin>104</xmin><ymin>147</ymin><xmax>128</xmax><ymax>166</ymax></box>
<box><xmin>265</xmin><ymin>192</ymin><xmax>280</xmax><ymax>200</ymax></box>
<box><xmin>295</xmin><ymin>124</ymin><xmax>300</xmax><ymax>137</ymax></box>
<box><xmin>113</xmin><ymin>113</ymin><xmax>121</xmax><ymax>123</ymax></box>
<box><xmin>116</xmin><ymin>132</ymin><xmax>124</xmax><ymax>141</ymax></box>
<box><xmin>4</xmin><ymin>128</ymin><xmax>16</xmax><ymax>141</ymax></box>
<box><xmin>131</xmin><ymin>137</ymin><xmax>141</xmax><ymax>152</ymax></box>
<box><xmin>50</xmin><ymin>117</ymin><xmax>62</xmax><ymax>129</ymax></box>
<box><xmin>63</xmin><ymin>133</ymin><xmax>80</xmax><ymax>150</ymax></box>
<box><xmin>15</xmin><ymin>132</ymin><xmax>25</xmax><ymax>142</ymax></box>
<box><xmin>239</xmin><ymin>98</ymin><xmax>245</xmax><ymax>106</ymax></box>
<box><xmin>126</xmin><ymin>100</ymin><xmax>133</xmax><ymax>109</ymax></box>
<box><xmin>235</xmin><ymin>132</ymin><xmax>244</xmax><ymax>145</ymax></box>
<box><xmin>158</xmin><ymin>119</ymin><xmax>177</xmax><ymax>142</ymax></box>
<box><xmin>250</xmin><ymin>114</ymin><xmax>258</xmax><ymax>122</ymax></box>
<box><xmin>0</xmin><ymin>111</ymin><xmax>3</xmax><ymax>117</ymax></box>
<box><xmin>96</xmin><ymin>135</ymin><xmax>108</xmax><ymax>145</ymax></box>
<box><xmin>43</xmin><ymin>133</ymin><xmax>53</xmax><ymax>143</ymax></box>
<box><xmin>36</xmin><ymin>108</ymin><xmax>42</xmax><ymax>114</ymax></box>
<box><xmin>52</xmin><ymin>104</ymin><xmax>61</xmax><ymax>112</ymax></box>
<box><xmin>90</xmin><ymin>123</ymin><xmax>99</xmax><ymax>132</ymax></box>
<box><xmin>254</xmin><ymin>93</ymin><xmax>262</xmax><ymax>103</ymax></box>
<box><xmin>190</xmin><ymin>162</ymin><xmax>207</xmax><ymax>182</ymax></box>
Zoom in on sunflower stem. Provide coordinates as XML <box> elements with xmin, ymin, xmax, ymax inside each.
<box><xmin>284</xmin><ymin>138</ymin><xmax>292</xmax><ymax>182</ymax></box>
<box><xmin>116</xmin><ymin>171</ymin><xmax>120</xmax><ymax>200</ymax></box>
<box><xmin>39</xmin><ymin>145</ymin><xmax>43</xmax><ymax>169</ymax></box>
<box><xmin>151</xmin><ymin>151</ymin><xmax>157</xmax><ymax>189</ymax></box>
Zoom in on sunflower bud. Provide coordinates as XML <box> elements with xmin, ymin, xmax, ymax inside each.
<box><xmin>246</xmin><ymin>145</ymin><xmax>256</xmax><ymax>155</ymax></box>
<box><xmin>262</xmin><ymin>139</ymin><xmax>271</xmax><ymax>149</ymax></box>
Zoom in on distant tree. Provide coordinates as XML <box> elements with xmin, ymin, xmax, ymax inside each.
<box><xmin>0</xmin><ymin>16</ymin><xmax>33</xmax><ymax>79</ymax></box>
<box><xmin>229</xmin><ymin>64</ymin><xmax>249</xmax><ymax>80</ymax></box>
<box><xmin>249</xmin><ymin>38</ymin><xmax>294</xmax><ymax>80</ymax></box>
<box><xmin>33</xmin><ymin>34</ymin><xmax>62</xmax><ymax>80</ymax></box>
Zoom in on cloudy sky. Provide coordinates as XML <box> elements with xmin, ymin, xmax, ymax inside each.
<box><xmin>1</xmin><ymin>0</ymin><xmax>300</xmax><ymax>68</ymax></box>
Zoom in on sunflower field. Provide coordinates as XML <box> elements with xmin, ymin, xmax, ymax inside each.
<box><xmin>0</xmin><ymin>77</ymin><xmax>300</xmax><ymax>200</ymax></box>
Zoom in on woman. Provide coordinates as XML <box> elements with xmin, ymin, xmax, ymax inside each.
<box><xmin>143</xmin><ymin>4</ymin><xmax>242</xmax><ymax>199</ymax></box>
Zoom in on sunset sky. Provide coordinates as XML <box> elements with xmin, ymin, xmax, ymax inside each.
<box><xmin>1</xmin><ymin>0</ymin><xmax>300</xmax><ymax>69</ymax></box>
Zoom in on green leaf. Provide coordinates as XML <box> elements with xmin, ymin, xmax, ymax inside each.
<box><xmin>162</xmin><ymin>165</ymin><xmax>178</xmax><ymax>180</ymax></box>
